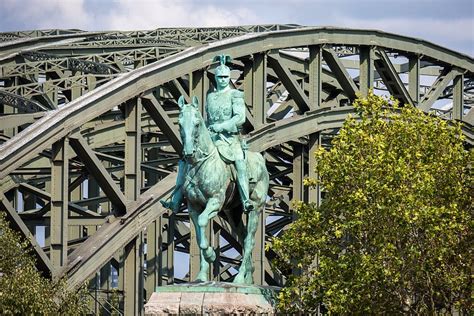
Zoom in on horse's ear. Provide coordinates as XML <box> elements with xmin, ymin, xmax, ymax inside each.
<box><xmin>178</xmin><ymin>95</ymin><xmax>185</xmax><ymax>109</ymax></box>
<box><xmin>192</xmin><ymin>96</ymin><xmax>199</xmax><ymax>108</ymax></box>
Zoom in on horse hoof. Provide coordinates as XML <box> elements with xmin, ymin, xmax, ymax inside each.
<box><xmin>194</xmin><ymin>273</ymin><xmax>208</xmax><ymax>282</ymax></box>
<box><xmin>204</xmin><ymin>247</ymin><xmax>216</xmax><ymax>262</ymax></box>
<box><xmin>233</xmin><ymin>272</ymin><xmax>245</xmax><ymax>284</ymax></box>
<box><xmin>244</xmin><ymin>273</ymin><xmax>253</xmax><ymax>284</ymax></box>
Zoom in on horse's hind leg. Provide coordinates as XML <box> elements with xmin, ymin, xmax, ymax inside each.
<box><xmin>189</xmin><ymin>208</ymin><xmax>210</xmax><ymax>281</ymax></box>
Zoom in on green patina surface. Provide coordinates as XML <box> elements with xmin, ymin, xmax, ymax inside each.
<box><xmin>161</xmin><ymin>54</ymin><xmax>270</xmax><ymax>285</ymax></box>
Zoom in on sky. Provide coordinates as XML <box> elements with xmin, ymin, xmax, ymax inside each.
<box><xmin>0</xmin><ymin>0</ymin><xmax>473</xmax><ymax>55</ymax></box>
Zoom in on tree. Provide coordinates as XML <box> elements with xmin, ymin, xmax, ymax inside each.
<box><xmin>0</xmin><ymin>213</ymin><xmax>90</xmax><ymax>315</ymax></box>
<box><xmin>271</xmin><ymin>92</ymin><xmax>473</xmax><ymax>314</ymax></box>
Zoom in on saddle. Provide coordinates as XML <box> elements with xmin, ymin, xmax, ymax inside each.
<box><xmin>215</xmin><ymin>141</ymin><xmax>235</xmax><ymax>164</ymax></box>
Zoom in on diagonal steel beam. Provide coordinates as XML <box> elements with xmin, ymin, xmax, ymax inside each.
<box><xmin>374</xmin><ymin>49</ymin><xmax>414</xmax><ymax>106</ymax></box>
<box><xmin>69</xmin><ymin>134</ymin><xmax>127</xmax><ymax>215</ymax></box>
<box><xmin>268</xmin><ymin>51</ymin><xmax>311</xmax><ymax>112</ymax></box>
<box><xmin>165</xmin><ymin>79</ymin><xmax>190</xmax><ymax>103</ymax></box>
<box><xmin>141</xmin><ymin>93</ymin><xmax>183</xmax><ymax>154</ymax></box>
<box><xmin>0</xmin><ymin>191</ymin><xmax>54</xmax><ymax>276</ymax></box>
<box><xmin>322</xmin><ymin>48</ymin><xmax>359</xmax><ymax>100</ymax></box>
<box><xmin>278</xmin><ymin>50</ymin><xmax>342</xmax><ymax>91</ymax></box>
<box><xmin>419</xmin><ymin>67</ymin><xmax>462</xmax><ymax>111</ymax></box>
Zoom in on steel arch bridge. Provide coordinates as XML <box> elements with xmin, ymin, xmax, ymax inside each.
<box><xmin>0</xmin><ymin>25</ymin><xmax>472</xmax><ymax>314</ymax></box>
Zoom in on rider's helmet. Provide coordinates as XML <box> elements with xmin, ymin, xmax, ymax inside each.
<box><xmin>214</xmin><ymin>54</ymin><xmax>231</xmax><ymax>77</ymax></box>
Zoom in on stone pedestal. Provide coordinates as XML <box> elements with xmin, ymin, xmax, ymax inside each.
<box><xmin>145</xmin><ymin>281</ymin><xmax>279</xmax><ymax>315</ymax></box>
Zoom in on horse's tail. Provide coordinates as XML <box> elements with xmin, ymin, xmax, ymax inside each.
<box><xmin>247</xmin><ymin>151</ymin><xmax>269</xmax><ymax>207</ymax></box>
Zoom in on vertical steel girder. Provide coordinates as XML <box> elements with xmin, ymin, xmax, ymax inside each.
<box><xmin>250</xmin><ymin>53</ymin><xmax>268</xmax><ymax>128</ymax></box>
<box><xmin>359</xmin><ymin>46</ymin><xmax>374</xmax><ymax>97</ymax></box>
<box><xmin>309</xmin><ymin>46</ymin><xmax>323</xmax><ymax>108</ymax></box>
<box><xmin>453</xmin><ymin>74</ymin><xmax>464</xmax><ymax>120</ymax></box>
<box><xmin>190</xmin><ymin>69</ymin><xmax>208</xmax><ymax>115</ymax></box>
<box><xmin>308</xmin><ymin>133</ymin><xmax>321</xmax><ymax>205</ymax></box>
<box><xmin>123</xmin><ymin>98</ymin><xmax>143</xmax><ymax>315</ymax></box>
<box><xmin>50</xmin><ymin>138</ymin><xmax>69</xmax><ymax>271</ymax></box>
<box><xmin>408</xmin><ymin>55</ymin><xmax>421</xmax><ymax>104</ymax></box>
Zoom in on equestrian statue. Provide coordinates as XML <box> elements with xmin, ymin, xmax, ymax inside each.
<box><xmin>161</xmin><ymin>54</ymin><xmax>269</xmax><ymax>284</ymax></box>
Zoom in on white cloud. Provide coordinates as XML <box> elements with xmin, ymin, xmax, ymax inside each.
<box><xmin>102</xmin><ymin>0</ymin><xmax>257</xmax><ymax>30</ymax></box>
<box><xmin>1</xmin><ymin>0</ymin><xmax>471</xmax><ymax>54</ymax></box>
<box><xmin>3</xmin><ymin>0</ymin><xmax>93</xmax><ymax>30</ymax></box>
<box><xmin>1</xmin><ymin>0</ymin><xmax>257</xmax><ymax>31</ymax></box>
<box><xmin>331</xmin><ymin>16</ymin><xmax>474</xmax><ymax>54</ymax></box>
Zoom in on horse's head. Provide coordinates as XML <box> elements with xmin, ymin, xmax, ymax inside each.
<box><xmin>178</xmin><ymin>95</ymin><xmax>204</xmax><ymax>159</ymax></box>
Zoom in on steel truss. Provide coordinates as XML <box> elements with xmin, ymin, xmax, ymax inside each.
<box><xmin>0</xmin><ymin>25</ymin><xmax>473</xmax><ymax>315</ymax></box>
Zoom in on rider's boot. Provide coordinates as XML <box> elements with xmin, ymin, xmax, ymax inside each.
<box><xmin>235</xmin><ymin>159</ymin><xmax>253</xmax><ymax>213</ymax></box>
<box><xmin>160</xmin><ymin>159</ymin><xmax>186</xmax><ymax>213</ymax></box>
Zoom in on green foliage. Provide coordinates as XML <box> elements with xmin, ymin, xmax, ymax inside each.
<box><xmin>271</xmin><ymin>92</ymin><xmax>473</xmax><ymax>314</ymax></box>
<box><xmin>0</xmin><ymin>213</ymin><xmax>90</xmax><ymax>315</ymax></box>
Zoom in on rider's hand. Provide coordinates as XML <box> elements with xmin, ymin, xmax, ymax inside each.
<box><xmin>209</xmin><ymin>123</ymin><xmax>223</xmax><ymax>133</ymax></box>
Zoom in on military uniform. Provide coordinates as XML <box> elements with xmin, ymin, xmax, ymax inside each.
<box><xmin>206</xmin><ymin>89</ymin><xmax>245</xmax><ymax>162</ymax></box>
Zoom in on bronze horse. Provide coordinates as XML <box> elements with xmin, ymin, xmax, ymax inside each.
<box><xmin>163</xmin><ymin>96</ymin><xmax>269</xmax><ymax>284</ymax></box>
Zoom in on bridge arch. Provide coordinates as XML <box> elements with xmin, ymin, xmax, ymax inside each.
<box><xmin>0</xmin><ymin>26</ymin><xmax>472</xmax><ymax>313</ymax></box>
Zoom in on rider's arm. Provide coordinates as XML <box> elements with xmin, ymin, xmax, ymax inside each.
<box><xmin>219</xmin><ymin>90</ymin><xmax>245</xmax><ymax>133</ymax></box>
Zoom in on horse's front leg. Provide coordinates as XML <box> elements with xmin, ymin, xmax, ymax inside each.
<box><xmin>197</xmin><ymin>197</ymin><xmax>221</xmax><ymax>261</ymax></box>
<box><xmin>234</xmin><ymin>209</ymin><xmax>260</xmax><ymax>284</ymax></box>
<box><xmin>189</xmin><ymin>207</ymin><xmax>210</xmax><ymax>282</ymax></box>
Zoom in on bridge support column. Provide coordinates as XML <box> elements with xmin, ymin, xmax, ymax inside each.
<box><xmin>122</xmin><ymin>97</ymin><xmax>144</xmax><ymax>315</ymax></box>
<box><xmin>309</xmin><ymin>45</ymin><xmax>322</xmax><ymax>108</ymax></box>
<box><xmin>166</xmin><ymin>214</ymin><xmax>175</xmax><ymax>284</ymax></box>
<box><xmin>50</xmin><ymin>137</ymin><xmax>69</xmax><ymax>273</ymax></box>
<box><xmin>409</xmin><ymin>55</ymin><xmax>421</xmax><ymax>104</ymax></box>
<box><xmin>252</xmin><ymin>210</ymin><xmax>266</xmax><ymax>285</ymax></box>
<box><xmin>145</xmin><ymin>217</ymin><xmax>163</xmax><ymax>300</ymax></box>
<box><xmin>359</xmin><ymin>46</ymin><xmax>374</xmax><ymax>97</ymax></box>
<box><xmin>308</xmin><ymin>133</ymin><xmax>321</xmax><ymax>206</ymax></box>
<box><xmin>251</xmin><ymin>53</ymin><xmax>268</xmax><ymax>128</ymax></box>
<box><xmin>292</xmin><ymin>143</ymin><xmax>306</xmax><ymax>202</ymax></box>
<box><xmin>190</xmin><ymin>69</ymin><xmax>209</xmax><ymax>115</ymax></box>
<box><xmin>453</xmin><ymin>74</ymin><xmax>464</xmax><ymax>120</ymax></box>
